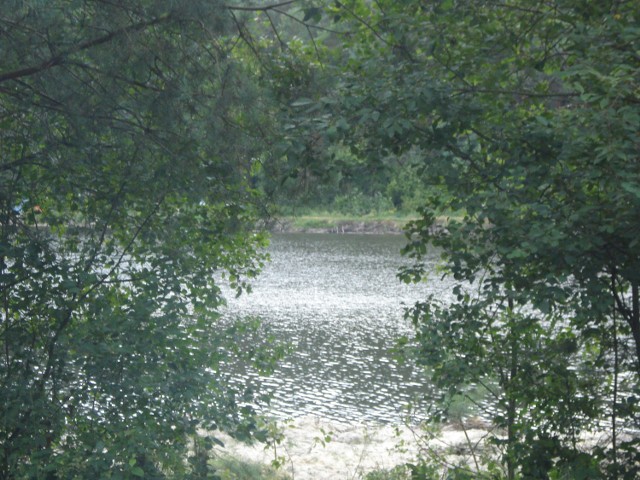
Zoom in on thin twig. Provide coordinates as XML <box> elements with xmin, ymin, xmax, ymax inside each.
<box><xmin>265</xmin><ymin>11</ymin><xmax>286</xmax><ymax>50</ymax></box>
<box><xmin>461</xmin><ymin>421</ymin><xmax>486</xmax><ymax>474</ymax></box>
<box><xmin>223</xmin><ymin>0</ymin><xmax>299</xmax><ymax>12</ymax></box>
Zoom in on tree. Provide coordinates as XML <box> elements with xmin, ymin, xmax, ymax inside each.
<box><xmin>0</xmin><ymin>1</ymin><xmax>287</xmax><ymax>477</ymax></box>
<box><xmin>319</xmin><ymin>0</ymin><xmax>640</xmax><ymax>477</ymax></box>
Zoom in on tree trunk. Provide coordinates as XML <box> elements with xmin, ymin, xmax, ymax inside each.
<box><xmin>630</xmin><ymin>282</ymin><xmax>640</xmax><ymax>374</ymax></box>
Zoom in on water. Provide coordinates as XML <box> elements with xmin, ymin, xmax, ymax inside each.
<box><xmin>221</xmin><ymin>233</ymin><xmax>454</xmax><ymax>424</ymax></box>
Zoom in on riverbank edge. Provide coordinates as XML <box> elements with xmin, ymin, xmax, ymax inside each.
<box><xmin>213</xmin><ymin>415</ymin><xmax>494</xmax><ymax>480</ymax></box>
<box><xmin>264</xmin><ymin>214</ymin><xmax>456</xmax><ymax>235</ymax></box>
<box><xmin>214</xmin><ymin>415</ymin><xmax>613</xmax><ymax>480</ymax></box>
<box><xmin>264</xmin><ymin>216</ymin><xmax>415</xmax><ymax>235</ymax></box>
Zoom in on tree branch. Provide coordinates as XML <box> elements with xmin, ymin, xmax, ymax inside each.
<box><xmin>265</xmin><ymin>11</ymin><xmax>286</xmax><ymax>50</ymax></box>
<box><xmin>453</xmin><ymin>87</ymin><xmax>580</xmax><ymax>99</ymax></box>
<box><xmin>224</xmin><ymin>0</ymin><xmax>299</xmax><ymax>12</ymax></box>
<box><xmin>272</xmin><ymin>8</ymin><xmax>346</xmax><ymax>35</ymax></box>
<box><xmin>334</xmin><ymin>1</ymin><xmax>393</xmax><ymax>47</ymax></box>
<box><xmin>0</xmin><ymin>14</ymin><xmax>171</xmax><ymax>84</ymax></box>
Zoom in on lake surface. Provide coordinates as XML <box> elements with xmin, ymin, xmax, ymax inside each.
<box><xmin>221</xmin><ymin>233</ymin><xmax>455</xmax><ymax>424</ymax></box>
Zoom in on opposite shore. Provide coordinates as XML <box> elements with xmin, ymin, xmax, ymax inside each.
<box><xmin>268</xmin><ymin>217</ymin><xmax>408</xmax><ymax>235</ymax></box>
<box><xmin>264</xmin><ymin>214</ymin><xmax>452</xmax><ymax>235</ymax></box>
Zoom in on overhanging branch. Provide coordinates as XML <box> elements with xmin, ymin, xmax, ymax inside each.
<box><xmin>0</xmin><ymin>14</ymin><xmax>171</xmax><ymax>84</ymax></box>
<box><xmin>224</xmin><ymin>0</ymin><xmax>299</xmax><ymax>12</ymax></box>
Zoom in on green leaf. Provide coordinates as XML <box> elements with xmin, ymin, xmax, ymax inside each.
<box><xmin>303</xmin><ymin>7</ymin><xmax>322</xmax><ymax>23</ymax></box>
<box><xmin>131</xmin><ymin>466</ymin><xmax>145</xmax><ymax>477</ymax></box>
<box><xmin>440</xmin><ymin>0</ymin><xmax>454</xmax><ymax>11</ymax></box>
<box><xmin>290</xmin><ymin>98</ymin><xmax>315</xmax><ymax>107</ymax></box>
<box><xmin>621</xmin><ymin>181</ymin><xmax>640</xmax><ymax>199</ymax></box>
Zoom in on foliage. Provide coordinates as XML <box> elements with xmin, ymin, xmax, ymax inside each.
<box><xmin>3</xmin><ymin>0</ymin><xmax>638</xmax><ymax>477</ymax></box>
<box><xmin>315</xmin><ymin>0</ymin><xmax>640</xmax><ymax>478</ymax></box>
<box><xmin>0</xmin><ymin>1</ymin><xmax>291</xmax><ymax>477</ymax></box>
<box><xmin>363</xmin><ymin>464</ymin><xmax>412</xmax><ymax>480</ymax></box>
<box><xmin>240</xmin><ymin>2</ymin><xmax>413</xmax><ymax>216</ymax></box>
<box><xmin>210</xmin><ymin>455</ymin><xmax>292</xmax><ymax>480</ymax></box>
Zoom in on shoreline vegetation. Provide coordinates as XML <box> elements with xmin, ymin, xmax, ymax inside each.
<box><xmin>215</xmin><ymin>415</ymin><xmax>489</xmax><ymax>480</ymax></box>
<box><xmin>265</xmin><ymin>214</ymin><xmax>453</xmax><ymax>235</ymax></box>
<box><xmin>214</xmin><ymin>415</ymin><xmax>613</xmax><ymax>480</ymax></box>
<box><xmin>270</xmin><ymin>216</ymin><xmax>408</xmax><ymax>235</ymax></box>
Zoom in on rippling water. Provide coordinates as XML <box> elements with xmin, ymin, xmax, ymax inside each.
<box><xmin>221</xmin><ymin>233</ymin><xmax>455</xmax><ymax>424</ymax></box>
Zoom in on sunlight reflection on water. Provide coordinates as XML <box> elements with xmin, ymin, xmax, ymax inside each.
<box><xmin>221</xmin><ymin>233</ymin><xmax>455</xmax><ymax>423</ymax></box>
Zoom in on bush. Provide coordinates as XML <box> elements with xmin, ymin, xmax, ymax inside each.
<box><xmin>364</xmin><ymin>464</ymin><xmax>411</xmax><ymax>480</ymax></box>
<box><xmin>334</xmin><ymin>190</ymin><xmax>394</xmax><ymax>216</ymax></box>
<box><xmin>210</xmin><ymin>456</ymin><xmax>291</xmax><ymax>480</ymax></box>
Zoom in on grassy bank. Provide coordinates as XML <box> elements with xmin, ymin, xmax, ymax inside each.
<box><xmin>268</xmin><ymin>211</ymin><xmax>458</xmax><ymax>235</ymax></box>
<box><xmin>269</xmin><ymin>211</ymin><xmax>419</xmax><ymax>234</ymax></box>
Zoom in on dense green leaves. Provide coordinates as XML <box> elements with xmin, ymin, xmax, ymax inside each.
<box><xmin>2</xmin><ymin>0</ymin><xmax>639</xmax><ymax>477</ymax></box>
<box><xmin>0</xmin><ymin>1</ymin><xmax>284</xmax><ymax>477</ymax></box>
<box><xmin>319</xmin><ymin>0</ymin><xmax>640</xmax><ymax>477</ymax></box>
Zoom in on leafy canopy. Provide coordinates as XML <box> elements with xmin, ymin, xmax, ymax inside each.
<box><xmin>0</xmin><ymin>0</ymin><xmax>290</xmax><ymax>477</ymax></box>
<box><xmin>314</xmin><ymin>0</ymin><xmax>640</xmax><ymax>477</ymax></box>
